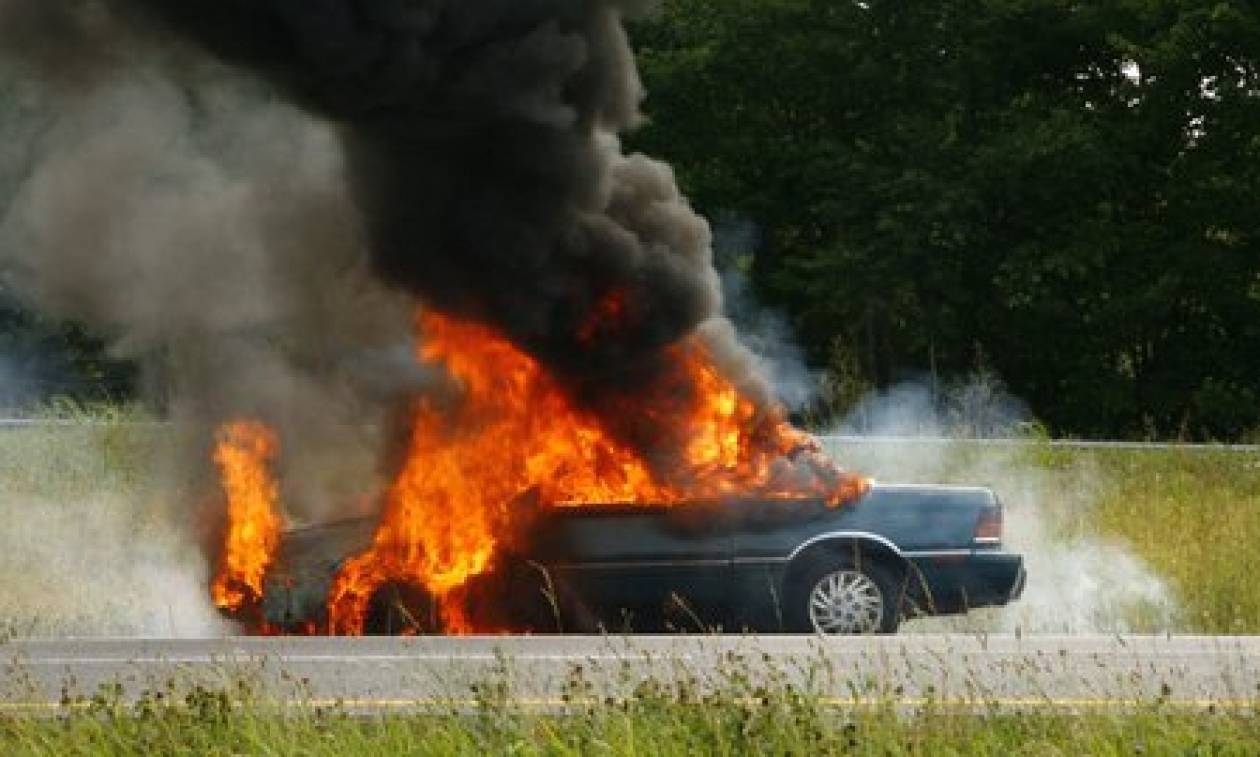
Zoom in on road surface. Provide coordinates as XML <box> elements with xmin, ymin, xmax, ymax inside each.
<box><xmin>0</xmin><ymin>635</ymin><xmax>1256</xmax><ymax>714</ymax></box>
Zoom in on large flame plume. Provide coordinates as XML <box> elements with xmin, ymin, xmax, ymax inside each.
<box><xmin>209</xmin><ymin>420</ymin><xmax>284</xmax><ymax>615</ymax></box>
<box><xmin>206</xmin><ymin>310</ymin><xmax>862</xmax><ymax>635</ymax></box>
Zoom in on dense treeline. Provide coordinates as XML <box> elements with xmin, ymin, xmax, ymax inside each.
<box><xmin>630</xmin><ymin>0</ymin><xmax>1260</xmax><ymax>440</ymax></box>
<box><xmin>0</xmin><ymin>290</ymin><xmax>134</xmax><ymax>411</ymax></box>
<box><xmin>2</xmin><ymin>1</ymin><xmax>1258</xmax><ymax>439</ymax></box>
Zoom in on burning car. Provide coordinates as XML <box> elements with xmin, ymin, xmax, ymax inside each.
<box><xmin>209</xmin><ymin>314</ymin><xmax>878</xmax><ymax>637</ymax></box>
<box><xmin>122</xmin><ymin>4</ymin><xmax>1018</xmax><ymax>638</ymax></box>
<box><xmin>246</xmin><ymin>484</ymin><xmax>1025</xmax><ymax>635</ymax></box>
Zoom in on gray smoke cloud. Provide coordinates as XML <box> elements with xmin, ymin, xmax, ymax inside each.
<box><xmin>0</xmin><ymin>1</ymin><xmax>421</xmax><ymax>525</ymax></box>
<box><xmin>0</xmin><ymin>1</ymin><xmax>851</xmax><ymax>633</ymax></box>
<box><xmin>0</xmin><ymin>0</ymin><xmax>812</xmax><ymax>486</ymax></box>
<box><xmin>712</xmin><ymin>213</ymin><xmax>818</xmax><ymax>413</ymax></box>
<box><xmin>113</xmin><ymin>0</ymin><xmax>797</xmax><ymax>462</ymax></box>
<box><xmin>0</xmin><ymin>0</ymin><xmax>432</xmax><ymax>633</ymax></box>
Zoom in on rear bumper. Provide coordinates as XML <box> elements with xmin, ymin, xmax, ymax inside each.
<box><xmin>906</xmin><ymin>551</ymin><xmax>1025</xmax><ymax>615</ymax></box>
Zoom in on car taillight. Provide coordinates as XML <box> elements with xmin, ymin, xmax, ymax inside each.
<box><xmin>974</xmin><ymin>504</ymin><xmax>1003</xmax><ymax>545</ymax></box>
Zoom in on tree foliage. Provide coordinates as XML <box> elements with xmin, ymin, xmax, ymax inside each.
<box><xmin>1</xmin><ymin>2</ymin><xmax>1257</xmax><ymax>438</ymax></box>
<box><xmin>0</xmin><ymin>287</ymin><xmax>135</xmax><ymax>412</ymax></box>
<box><xmin>631</xmin><ymin>0</ymin><xmax>1260</xmax><ymax>439</ymax></box>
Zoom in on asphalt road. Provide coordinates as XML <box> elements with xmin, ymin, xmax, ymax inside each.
<box><xmin>0</xmin><ymin>635</ymin><xmax>1256</xmax><ymax>713</ymax></box>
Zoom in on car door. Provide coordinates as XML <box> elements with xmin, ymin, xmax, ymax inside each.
<box><xmin>531</xmin><ymin>506</ymin><xmax>733</xmax><ymax>631</ymax></box>
<box><xmin>726</xmin><ymin>497</ymin><xmax>840</xmax><ymax>631</ymax></box>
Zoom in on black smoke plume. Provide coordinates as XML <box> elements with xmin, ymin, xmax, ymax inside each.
<box><xmin>126</xmin><ymin>0</ymin><xmax>726</xmax><ymax>407</ymax></box>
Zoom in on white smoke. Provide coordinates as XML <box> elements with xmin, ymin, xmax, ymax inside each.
<box><xmin>0</xmin><ymin>492</ymin><xmax>232</xmax><ymax>638</ymax></box>
<box><xmin>828</xmin><ymin>378</ymin><xmax>1178</xmax><ymax>634</ymax></box>
<box><xmin>0</xmin><ymin>13</ymin><xmax>429</xmax><ymax>518</ymax></box>
<box><xmin>0</xmin><ymin>47</ymin><xmax>418</xmax><ymax>634</ymax></box>
<box><xmin>712</xmin><ymin>213</ymin><xmax>816</xmax><ymax>411</ymax></box>
<box><xmin>0</xmin><ymin>422</ymin><xmax>232</xmax><ymax>637</ymax></box>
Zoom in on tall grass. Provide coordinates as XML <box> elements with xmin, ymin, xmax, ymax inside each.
<box><xmin>0</xmin><ymin>407</ymin><xmax>223</xmax><ymax>638</ymax></box>
<box><xmin>831</xmin><ymin>439</ymin><xmax>1260</xmax><ymax>634</ymax></box>
<box><xmin>0</xmin><ymin>682</ymin><xmax>1256</xmax><ymax>756</ymax></box>
<box><xmin>1082</xmin><ymin>448</ymin><xmax>1260</xmax><ymax>634</ymax></box>
<box><xmin>2</xmin><ymin>411</ymin><xmax>1259</xmax><ymax>635</ymax></box>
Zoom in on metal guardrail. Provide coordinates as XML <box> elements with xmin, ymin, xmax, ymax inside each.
<box><xmin>2</xmin><ymin>420</ymin><xmax>1257</xmax><ymax>452</ymax></box>
<box><xmin>819</xmin><ymin>435</ymin><xmax>1260</xmax><ymax>453</ymax></box>
<box><xmin>0</xmin><ymin>419</ymin><xmax>168</xmax><ymax>428</ymax></box>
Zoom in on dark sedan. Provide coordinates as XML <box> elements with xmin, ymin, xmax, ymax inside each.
<box><xmin>259</xmin><ymin>484</ymin><xmax>1025</xmax><ymax>635</ymax></box>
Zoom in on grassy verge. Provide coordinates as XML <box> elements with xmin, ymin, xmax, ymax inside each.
<box><xmin>832</xmin><ymin>440</ymin><xmax>1260</xmax><ymax>634</ymax></box>
<box><xmin>1081</xmin><ymin>448</ymin><xmax>1260</xmax><ymax>635</ymax></box>
<box><xmin>0</xmin><ymin>411</ymin><xmax>218</xmax><ymax>638</ymax></box>
<box><xmin>0</xmin><ymin>689</ymin><xmax>1256</xmax><ymax>756</ymax></box>
<box><xmin>3</xmin><ymin>413</ymin><xmax>1260</xmax><ymax>635</ymax></box>
<box><xmin>995</xmin><ymin>443</ymin><xmax>1260</xmax><ymax>633</ymax></box>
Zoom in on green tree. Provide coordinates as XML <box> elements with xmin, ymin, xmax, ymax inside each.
<box><xmin>630</xmin><ymin>0</ymin><xmax>1260</xmax><ymax>439</ymax></box>
<box><xmin>0</xmin><ymin>287</ymin><xmax>135</xmax><ymax>412</ymax></box>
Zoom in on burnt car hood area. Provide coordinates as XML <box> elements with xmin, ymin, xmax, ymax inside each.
<box><xmin>255</xmin><ymin>484</ymin><xmax>1026</xmax><ymax>636</ymax></box>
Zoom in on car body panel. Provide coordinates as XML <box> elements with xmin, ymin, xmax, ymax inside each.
<box><xmin>909</xmin><ymin>550</ymin><xmax>1026</xmax><ymax>613</ymax></box>
<box><xmin>255</xmin><ymin>484</ymin><xmax>1025</xmax><ymax>633</ymax></box>
<box><xmin>728</xmin><ymin>485</ymin><xmax>993</xmax><ymax>561</ymax></box>
<box><xmin>528</xmin><ymin>506</ymin><xmax>733</xmax><ymax>625</ymax></box>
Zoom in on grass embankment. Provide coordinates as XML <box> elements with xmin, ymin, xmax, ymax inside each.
<box><xmin>2</xmin><ymin>411</ymin><xmax>1260</xmax><ymax>634</ymax></box>
<box><xmin>832</xmin><ymin>439</ymin><xmax>1260</xmax><ymax>635</ymax></box>
<box><xmin>1</xmin><ymin>419</ymin><xmax>1258</xmax><ymax>751</ymax></box>
<box><xmin>962</xmin><ymin>443</ymin><xmax>1260</xmax><ymax>633</ymax></box>
<box><xmin>1</xmin><ymin>688</ymin><xmax>1257</xmax><ymax>756</ymax></box>
<box><xmin>0</xmin><ymin>408</ymin><xmax>214</xmax><ymax>638</ymax></box>
<box><xmin>1077</xmin><ymin>447</ymin><xmax>1260</xmax><ymax>635</ymax></box>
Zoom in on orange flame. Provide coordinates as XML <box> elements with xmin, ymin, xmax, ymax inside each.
<box><xmin>210</xmin><ymin>420</ymin><xmax>284</xmax><ymax>614</ymax></box>
<box><xmin>325</xmin><ymin>310</ymin><xmax>867</xmax><ymax>634</ymax></box>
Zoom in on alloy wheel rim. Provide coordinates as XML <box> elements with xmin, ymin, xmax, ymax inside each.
<box><xmin>807</xmin><ymin>569</ymin><xmax>884</xmax><ymax>634</ymax></box>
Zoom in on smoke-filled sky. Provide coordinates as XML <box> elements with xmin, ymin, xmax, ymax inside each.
<box><xmin>124</xmin><ymin>0</ymin><xmax>733</xmax><ymax>392</ymax></box>
<box><xmin>0</xmin><ymin>0</ymin><xmax>417</xmax><ymax>521</ymax></box>
<box><xmin>0</xmin><ymin>0</ymin><xmax>789</xmax><ymax>481</ymax></box>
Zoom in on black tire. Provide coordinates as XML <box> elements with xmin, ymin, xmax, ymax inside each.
<box><xmin>784</xmin><ymin>553</ymin><xmax>903</xmax><ymax>634</ymax></box>
<box><xmin>363</xmin><ymin>582</ymin><xmax>440</xmax><ymax>635</ymax></box>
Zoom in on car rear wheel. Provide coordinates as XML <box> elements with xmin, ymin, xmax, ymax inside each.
<box><xmin>788</xmin><ymin>556</ymin><xmax>901</xmax><ymax>634</ymax></box>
